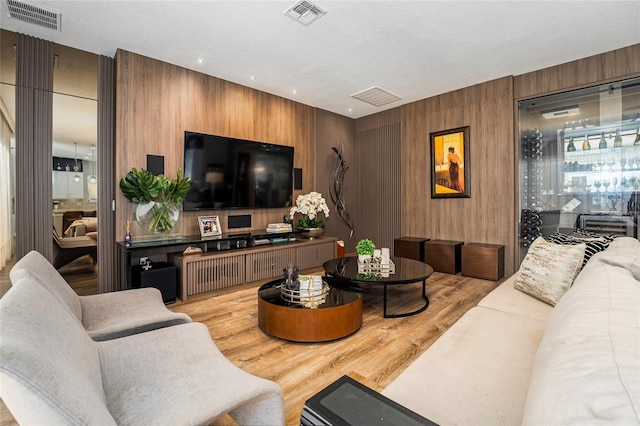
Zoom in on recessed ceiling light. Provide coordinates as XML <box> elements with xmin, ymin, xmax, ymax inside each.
<box><xmin>292</xmin><ymin>89</ymin><xmax>297</xmax><ymax>94</ymax></box>
<box><xmin>197</xmin><ymin>58</ymin><xmax>204</xmax><ymax>64</ymax></box>
<box><xmin>250</xmin><ymin>76</ymin><xmax>256</xmax><ymax>80</ymax></box>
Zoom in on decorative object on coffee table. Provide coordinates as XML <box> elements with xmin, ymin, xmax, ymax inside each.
<box><xmin>290</xmin><ymin>191</ymin><xmax>330</xmax><ymax>238</ymax></box>
<box><xmin>356</xmin><ymin>238</ymin><xmax>375</xmax><ymax>262</ymax></box>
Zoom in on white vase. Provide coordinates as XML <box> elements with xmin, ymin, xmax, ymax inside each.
<box><xmin>358</xmin><ymin>254</ymin><xmax>371</xmax><ymax>263</ymax></box>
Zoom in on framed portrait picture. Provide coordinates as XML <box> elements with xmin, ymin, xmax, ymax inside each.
<box><xmin>430</xmin><ymin>126</ymin><xmax>470</xmax><ymax>198</ymax></box>
<box><xmin>198</xmin><ymin>216</ymin><xmax>222</xmax><ymax>238</ymax></box>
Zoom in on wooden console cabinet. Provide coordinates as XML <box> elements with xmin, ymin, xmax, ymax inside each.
<box><xmin>172</xmin><ymin>237</ymin><xmax>336</xmax><ymax>302</ymax></box>
<box><xmin>394</xmin><ymin>237</ymin><xmax>430</xmax><ymax>262</ymax></box>
<box><xmin>462</xmin><ymin>243</ymin><xmax>505</xmax><ymax>281</ymax></box>
<box><xmin>424</xmin><ymin>240</ymin><xmax>464</xmax><ymax>274</ymax></box>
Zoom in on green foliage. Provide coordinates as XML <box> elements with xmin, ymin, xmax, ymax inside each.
<box><xmin>119</xmin><ymin>168</ymin><xmax>191</xmax><ymax>204</ymax></box>
<box><xmin>298</xmin><ymin>216</ymin><xmax>324</xmax><ymax>229</ymax></box>
<box><xmin>356</xmin><ymin>239</ymin><xmax>376</xmax><ymax>255</ymax></box>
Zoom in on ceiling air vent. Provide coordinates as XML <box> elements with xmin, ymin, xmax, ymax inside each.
<box><xmin>6</xmin><ymin>0</ymin><xmax>62</xmax><ymax>31</ymax></box>
<box><xmin>285</xmin><ymin>0</ymin><xmax>327</xmax><ymax>26</ymax></box>
<box><xmin>351</xmin><ymin>86</ymin><xmax>402</xmax><ymax>107</ymax></box>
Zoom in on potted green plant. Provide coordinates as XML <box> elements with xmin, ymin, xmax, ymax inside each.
<box><xmin>356</xmin><ymin>238</ymin><xmax>376</xmax><ymax>262</ymax></box>
<box><xmin>119</xmin><ymin>168</ymin><xmax>191</xmax><ymax>234</ymax></box>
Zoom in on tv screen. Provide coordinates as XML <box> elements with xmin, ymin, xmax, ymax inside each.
<box><xmin>183</xmin><ymin>131</ymin><xmax>294</xmax><ymax>211</ymax></box>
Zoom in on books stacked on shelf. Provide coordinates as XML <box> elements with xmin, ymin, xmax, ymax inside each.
<box><xmin>266</xmin><ymin>223</ymin><xmax>292</xmax><ymax>233</ymax></box>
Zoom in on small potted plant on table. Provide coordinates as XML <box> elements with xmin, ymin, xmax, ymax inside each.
<box><xmin>356</xmin><ymin>239</ymin><xmax>376</xmax><ymax>263</ymax></box>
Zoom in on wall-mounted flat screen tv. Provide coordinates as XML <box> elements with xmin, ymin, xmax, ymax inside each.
<box><xmin>183</xmin><ymin>131</ymin><xmax>294</xmax><ymax>211</ymax></box>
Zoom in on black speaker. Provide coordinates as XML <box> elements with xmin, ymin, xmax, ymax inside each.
<box><xmin>294</xmin><ymin>168</ymin><xmax>302</xmax><ymax>190</ymax></box>
<box><xmin>228</xmin><ymin>214</ymin><xmax>251</xmax><ymax>229</ymax></box>
<box><xmin>131</xmin><ymin>262</ymin><xmax>176</xmax><ymax>304</ymax></box>
<box><xmin>147</xmin><ymin>155</ymin><xmax>164</xmax><ymax>175</ymax></box>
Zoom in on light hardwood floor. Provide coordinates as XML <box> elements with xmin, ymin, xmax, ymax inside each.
<box><xmin>0</xmin><ymin>259</ymin><xmax>502</xmax><ymax>426</ymax></box>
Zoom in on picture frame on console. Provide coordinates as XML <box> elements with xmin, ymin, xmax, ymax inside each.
<box><xmin>198</xmin><ymin>216</ymin><xmax>222</xmax><ymax>238</ymax></box>
<box><xmin>430</xmin><ymin>126</ymin><xmax>470</xmax><ymax>199</ymax></box>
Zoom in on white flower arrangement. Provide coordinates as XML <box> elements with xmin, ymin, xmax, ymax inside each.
<box><xmin>289</xmin><ymin>191</ymin><xmax>330</xmax><ymax>229</ymax></box>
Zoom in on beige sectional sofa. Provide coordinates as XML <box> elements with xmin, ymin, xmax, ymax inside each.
<box><xmin>1</xmin><ymin>251</ymin><xmax>285</xmax><ymax>425</ymax></box>
<box><xmin>382</xmin><ymin>236</ymin><xmax>640</xmax><ymax>425</ymax></box>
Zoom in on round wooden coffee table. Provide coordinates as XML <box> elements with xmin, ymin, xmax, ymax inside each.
<box><xmin>258</xmin><ymin>278</ymin><xmax>362</xmax><ymax>342</ymax></box>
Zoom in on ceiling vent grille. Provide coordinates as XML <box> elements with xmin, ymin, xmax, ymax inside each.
<box><xmin>285</xmin><ymin>0</ymin><xmax>326</xmax><ymax>26</ymax></box>
<box><xmin>351</xmin><ymin>86</ymin><xmax>402</xmax><ymax>107</ymax></box>
<box><xmin>6</xmin><ymin>0</ymin><xmax>62</xmax><ymax>31</ymax></box>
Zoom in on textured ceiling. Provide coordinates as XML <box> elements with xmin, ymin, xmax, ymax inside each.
<box><xmin>1</xmin><ymin>0</ymin><xmax>639</xmax><ymax>120</ymax></box>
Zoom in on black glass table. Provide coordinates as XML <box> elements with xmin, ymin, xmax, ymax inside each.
<box><xmin>322</xmin><ymin>256</ymin><xmax>433</xmax><ymax>318</ymax></box>
<box><xmin>302</xmin><ymin>375</ymin><xmax>437</xmax><ymax>425</ymax></box>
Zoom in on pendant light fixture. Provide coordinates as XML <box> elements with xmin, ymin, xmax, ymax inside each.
<box><xmin>72</xmin><ymin>143</ymin><xmax>82</xmax><ymax>183</ymax></box>
<box><xmin>87</xmin><ymin>144</ymin><xmax>98</xmax><ymax>184</ymax></box>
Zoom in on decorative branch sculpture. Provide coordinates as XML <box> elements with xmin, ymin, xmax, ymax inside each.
<box><xmin>330</xmin><ymin>145</ymin><xmax>355</xmax><ymax>238</ymax></box>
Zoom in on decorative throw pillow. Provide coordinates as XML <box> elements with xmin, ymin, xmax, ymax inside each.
<box><xmin>572</xmin><ymin>228</ymin><xmax>616</xmax><ymax>241</ymax></box>
<box><xmin>514</xmin><ymin>237</ymin><xmax>586</xmax><ymax>306</ymax></box>
<box><xmin>545</xmin><ymin>231</ymin><xmax>613</xmax><ymax>268</ymax></box>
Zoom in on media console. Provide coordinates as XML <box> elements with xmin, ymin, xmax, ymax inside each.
<box><xmin>116</xmin><ymin>231</ymin><xmax>336</xmax><ymax>301</ymax></box>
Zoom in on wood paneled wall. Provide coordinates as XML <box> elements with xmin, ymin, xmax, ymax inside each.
<box><xmin>113</xmin><ymin>44</ymin><xmax>639</xmax><ymax>278</ymax></box>
<box><xmin>400</xmin><ymin>77</ymin><xmax>516</xmax><ymax>275</ymax></box>
<box><xmin>115</xmin><ymin>50</ymin><xmax>316</xmax><ymax>238</ymax></box>
<box><xmin>514</xmin><ymin>44</ymin><xmax>640</xmax><ymax>101</ymax></box>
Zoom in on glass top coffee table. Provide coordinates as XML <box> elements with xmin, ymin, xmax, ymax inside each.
<box><xmin>322</xmin><ymin>256</ymin><xmax>433</xmax><ymax>318</ymax></box>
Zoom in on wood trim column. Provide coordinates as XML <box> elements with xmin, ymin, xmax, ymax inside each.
<box><xmin>15</xmin><ymin>33</ymin><xmax>53</xmax><ymax>260</ymax></box>
<box><xmin>97</xmin><ymin>55</ymin><xmax>116</xmax><ymax>293</ymax></box>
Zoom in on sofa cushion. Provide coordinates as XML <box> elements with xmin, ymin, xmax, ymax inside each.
<box><xmin>514</xmin><ymin>236</ymin><xmax>585</xmax><ymax>306</ymax></box>
<box><xmin>522</xmin><ymin>245</ymin><xmax>640</xmax><ymax>425</ymax></box>
<box><xmin>382</xmin><ymin>306</ymin><xmax>547</xmax><ymax>425</ymax></box>
<box><xmin>602</xmin><ymin>236</ymin><xmax>640</xmax><ymax>280</ymax></box>
<box><xmin>98</xmin><ymin>322</ymin><xmax>285</xmax><ymax>425</ymax></box>
<box><xmin>477</xmin><ymin>275</ymin><xmax>553</xmax><ymax>321</ymax></box>
<box><xmin>80</xmin><ymin>288</ymin><xmax>192</xmax><ymax>341</ymax></box>
<box><xmin>0</xmin><ymin>280</ymin><xmax>116</xmax><ymax>425</ymax></box>
<box><xmin>9</xmin><ymin>250</ymin><xmax>83</xmax><ymax>320</ymax></box>
<box><xmin>545</xmin><ymin>231</ymin><xmax>613</xmax><ymax>268</ymax></box>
